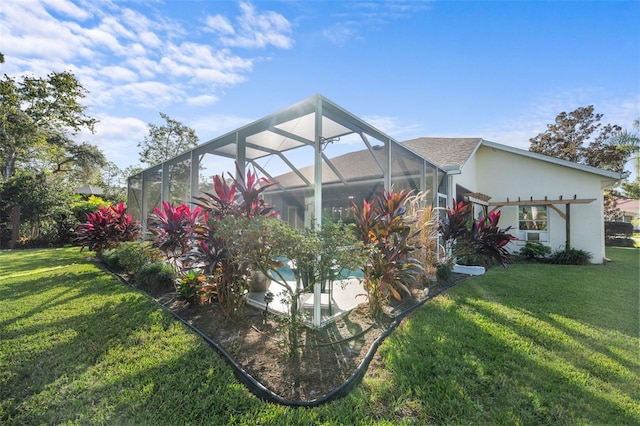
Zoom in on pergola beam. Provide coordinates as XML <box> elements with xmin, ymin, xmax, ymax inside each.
<box><xmin>489</xmin><ymin>195</ymin><xmax>596</xmax><ymax>250</ymax></box>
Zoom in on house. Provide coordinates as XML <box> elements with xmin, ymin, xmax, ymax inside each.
<box><xmin>402</xmin><ymin>137</ymin><xmax>623</xmax><ymax>263</ymax></box>
<box><xmin>129</xmin><ymin>95</ymin><xmax>623</xmax><ymax>275</ymax></box>
<box><xmin>615</xmin><ymin>198</ymin><xmax>640</xmax><ymax>230</ymax></box>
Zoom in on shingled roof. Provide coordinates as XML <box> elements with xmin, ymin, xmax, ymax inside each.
<box><xmin>401</xmin><ymin>137</ymin><xmax>482</xmax><ymax>170</ymax></box>
<box><xmin>271</xmin><ymin>146</ymin><xmax>386</xmax><ymax>189</ymax></box>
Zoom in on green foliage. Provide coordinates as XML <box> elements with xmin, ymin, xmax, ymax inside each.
<box><xmin>0</xmin><ymin>172</ymin><xmax>75</xmax><ymax>247</ymax></box>
<box><xmin>98</xmin><ymin>248</ymin><xmax>119</xmax><ymax>269</ymax></box>
<box><xmin>147</xmin><ymin>201</ymin><xmax>206</xmax><ymax>271</ymax></box>
<box><xmin>138</xmin><ymin>112</ymin><xmax>199</xmax><ymax>167</ymax></box>
<box><xmin>112</xmin><ymin>241</ymin><xmax>159</xmax><ymax>275</ymax></box>
<box><xmin>0</xmin><ymin>71</ymin><xmax>101</xmax><ymax>181</ymax></box>
<box><xmin>549</xmin><ymin>247</ymin><xmax>593</xmax><ymax>265</ymax></box>
<box><xmin>517</xmin><ymin>241</ymin><xmax>552</xmax><ymax>261</ymax></box>
<box><xmin>217</xmin><ymin>216</ymin><xmax>365</xmax><ymax>357</ymax></box>
<box><xmin>189</xmin><ymin>164</ymin><xmax>279</xmax><ymax>318</ymax></box>
<box><xmin>2</xmin><ymin>247</ymin><xmax>638</xmax><ymax>425</ymax></box>
<box><xmin>622</xmin><ymin>180</ymin><xmax>640</xmax><ymax>199</ymax></box>
<box><xmin>435</xmin><ymin>262</ymin><xmax>454</xmax><ymax>283</ymax></box>
<box><xmin>134</xmin><ymin>260</ymin><xmax>176</xmax><ymax>291</ymax></box>
<box><xmin>605</xmin><ymin>221</ymin><xmax>634</xmax><ymax>237</ymax></box>
<box><xmin>605</xmin><ymin>221</ymin><xmax>636</xmax><ymax>247</ymax></box>
<box><xmin>176</xmin><ymin>269</ymin><xmax>208</xmax><ymax>305</ymax></box>
<box><xmin>69</xmin><ymin>195</ymin><xmax>111</xmax><ymax>223</ymax></box>
<box><xmin>529</xmin><ymin>105</ymin><xmax>627</xmax><ymax>173</ymax></box>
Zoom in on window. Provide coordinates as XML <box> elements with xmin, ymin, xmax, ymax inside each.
<box><xmin>519</xmin><ymin>205</ymin><xmax>548</xmax><ymax>241</ymax></box>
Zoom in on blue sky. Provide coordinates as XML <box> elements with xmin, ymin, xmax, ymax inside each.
<box><xmin>1</xmin><ymin>0</ymin><xmax>639</xmax><ymax>174</ymax></box>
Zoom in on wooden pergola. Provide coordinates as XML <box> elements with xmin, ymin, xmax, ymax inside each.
<box><xmin>489</xmin><ymin>195</ymin><xmax>597</xmax><ymax>249</ymax></box>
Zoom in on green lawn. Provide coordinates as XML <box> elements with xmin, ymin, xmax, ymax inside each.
<box><xmin>1</xmin><ymin>247</ymin><xmax>638</xmax><ymax>425</ymax></box>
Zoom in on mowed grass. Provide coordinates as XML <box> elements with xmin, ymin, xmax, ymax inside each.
<box><xmin>0</xmin><ymin>247</ymin><xmax>638</xmax><ymax>425</ymax></box>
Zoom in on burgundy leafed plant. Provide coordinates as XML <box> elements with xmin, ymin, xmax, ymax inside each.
<box><xmin>439</xmin><ymin>198</ymin><xmax>516</xmax><ymax>267</ymax></box>
<box><xmin>188</xmin><ymin>162</ymin><xmax>279</xmax><ymax>317</ymax></box>
<box><xmin>147</xmin><ymin>201</ymin><xmax>206</xmax><ymax>270</ymax></box>
<box><xmin>74</xmin><ymin>202</ymin><xmax>140</xmax><ymax>253</ymax></box>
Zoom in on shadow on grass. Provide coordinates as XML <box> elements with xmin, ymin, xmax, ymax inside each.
<box><xmin>374</xmin><ymin>292</ymin><xmax>639</xmax><ymax>425</ymax></box>
<box><xmin>0</xmin><ymin>247</ymin><xmax>89</xmax><ymax>277</ymax></box>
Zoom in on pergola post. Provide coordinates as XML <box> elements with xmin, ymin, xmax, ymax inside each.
<box><xmin>565</xmin><ymin>203</ymin><xmax>571</xmax><ymax>250</ymax></box>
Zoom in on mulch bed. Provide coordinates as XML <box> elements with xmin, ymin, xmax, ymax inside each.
<box><xmin>145</xmin><ymin>273</ymin><xmax>469</xmax><ymax>402</ymax></box>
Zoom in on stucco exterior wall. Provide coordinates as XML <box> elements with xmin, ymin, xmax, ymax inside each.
<box><xmin>454</xmin><ymin>145</ymin><xmax>608</xmax><ymax>263</ymax></box>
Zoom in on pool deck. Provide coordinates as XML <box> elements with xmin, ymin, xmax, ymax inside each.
<box><xmin>246</xmin><ymin>277</ymin><xmax>367</xmax><ymax>327</ymax></box>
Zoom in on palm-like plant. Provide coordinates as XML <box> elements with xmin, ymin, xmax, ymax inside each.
<box><xmin>74</xmin><ymin>202</ymin><xmax>140</xmax><ymax>253</ymax></box>
<box><xmin>147</xmin><ymin>201</ymin><xmax>206</xmax><ymax>270</ymax></box>
<box><xmin>188</xmin><ymin>163</ymin><xmax>279</xmax><ymax>317</ymax></box>
<box><xmin>352</xmin><ymin>189</ymin><xmax>423</xmax><ymax>316</ymax></box>
<box><xmin>439</xmin><ymin>199</ymin><xmax>516</xmax><ymax>267</ymax></box>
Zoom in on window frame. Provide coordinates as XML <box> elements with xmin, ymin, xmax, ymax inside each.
<box><xmin>518</xmin><ymin>205</ymin><xmax>549</xmax><ymax>242</ymax></box>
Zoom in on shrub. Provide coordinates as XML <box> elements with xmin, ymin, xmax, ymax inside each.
<box><xmin>439</xmin><ymin>199</ymin><xmax>517</xmax><ymax>267</ymax></box>
<box><xmin>74</xmin><ymin>202</ymin><xmax>140</xmax><ymax>254</ymax></box>
<box><xmin>99</xmin><ymin>249</ymin><xmax>120</xmax><ymax>269</ymax></box>
<box><xmin>518</xmin><ymin>241</ymin><xmax>551</xmax><ymax>261</ymax></box>
<box><xmin>135</xmin><ymin>261</ymin><xmax>176</xmax><ymax>291</ymax></box>
<box><xmin>549</xmin><ymin>247</ymin><xmax>592</xmax><ymax>265</ymax></box>
<box><xmin>147</xmin><ymin>201</ymin><xmax>206</xmax><ymax>271</ymax></box>
<box><xmin>436</xmin><ymin>262</ymin><xmax>454</xmax><ymax>284</ymax></box>
<box><xmin>604</xmin><ymin>221</ymin><xmax>635</xmax><ymax>247</ymax></box>
<box><xmin>113</xmin><ymin>242</ymin><xmax>159</xmax><ymax>275</ymax></box>
<box><xmin>605</xmin><ymin>236</ymin><xmax>636</xmax><ymax>247</ymax></box>
<box><xmin>176</xmin><ymin>269</ymin><xmax>208</xmax><ymax>305</ymax></box>
<box><xmin>70</xmin><ymin>195</ymin><xmax>111</xmax><ymax>223</ymax></box>
<box><xmin>604</xmin><ymin>221</ymin><xmax>633</xmax><ymax>238</ymax></box>
<box><xmin>189</xmin><ymin>164</ymin><xmax>279</xmax><ymax>317</ymax></box>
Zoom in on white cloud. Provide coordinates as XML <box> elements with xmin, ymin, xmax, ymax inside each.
<box><xmin>109</xmin><ymin>81</ymin><xmax>186</xmax><ymax>109</ymax></box>
<box><xmin>100</xmin><ymin>65</ymin><xmax>139</xmax><ymax>83</ymax></box>
<box><xmin>186</xmin><ymin>94</ymin><xmax>219</xmax><ymax>107</ymax></box>
<box><xmin>362</xmin><ymin>115</ymin><xmax>425</xmax><ymax>141</ymax></box>
<box><xmin>78</xmin><ymin>115</ymin><xmax>148</xmax><ymax>169</ymax></box>
<box><xmin>42</xmin><ymin>0</ymin><xmax>91</xmax><ymax>20</ymax></box>
<box><xmin>219</xmin><ymin>1</ymin><xmax>293</xmax><ymax>49</ymax></box>
<box><xmin>205</xmin><ymin>14</ymin><xmax>235</xmax><ymax>35</ymax></box>
<box><xmin>1</xmin><ymin>0</ymin><xmax>300</xmax><ymax>169</ymax></box>
<box><xmin>189</xmin><ymin>114</ymin><xmax>254</xmax><ymax>141</ymax></box>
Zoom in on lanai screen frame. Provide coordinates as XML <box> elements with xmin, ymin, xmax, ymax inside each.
<box><xmin>127</xmin><ymin>94</ymin><xmax>449</xmax><ymax>327</ymax></box>
<box><xmin>128</xmin><ymin>94</ymin><xmax>448</xmax><ymax>226</ymax></box>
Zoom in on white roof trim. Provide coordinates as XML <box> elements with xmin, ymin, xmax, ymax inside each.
<box><xmin>479</xmin><ymin>139</ymin><xmax>623</xmax><ymax>180</ymax></box>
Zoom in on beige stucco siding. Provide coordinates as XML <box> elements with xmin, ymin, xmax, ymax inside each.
<box><xmin>455</xmin><ymin>146</ymin><xmax>607</xmax><ymax>263</ymax></box>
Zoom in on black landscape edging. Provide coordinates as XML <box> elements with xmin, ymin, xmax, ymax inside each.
<box><xmin>103</xmin><ymin>261</ymin><xmax>459</xmax><ymax>407</ymax></box>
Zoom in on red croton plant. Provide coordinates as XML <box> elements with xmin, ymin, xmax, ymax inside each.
<box><xmin>352</xmin><ymin>189</ymin><xmax>423</xmax><ymax>316</ymax></box>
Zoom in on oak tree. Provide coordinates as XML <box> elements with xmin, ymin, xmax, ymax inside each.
<box><xmin>137</xmin><ymin>112</ymin><xmax>199</xmax><ymax>166</ymax></box>
<box><xmin>0</xmin><ymin>71</ymin><xmax>102</xmax><ymax>181</ymax></box>
<box><xmin>529</xmin><ymin>105</ymin><xmax>627</xmax><ymax>173</ymax></box>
